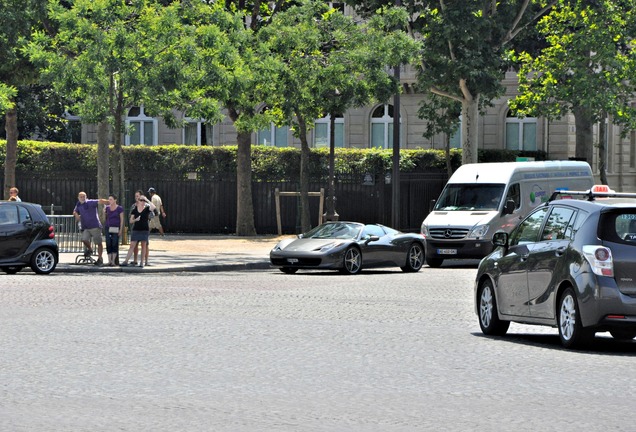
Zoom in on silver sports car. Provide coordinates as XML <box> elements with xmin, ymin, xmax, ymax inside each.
<box><xmin>270</xmin><ymin>221</ymin><xmax>425</xmax><ymax>274</ymax></box>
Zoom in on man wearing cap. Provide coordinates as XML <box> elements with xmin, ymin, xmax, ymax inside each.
<box><xmin>147</xmin><ymin>187</ymin><xmax>166</xmax><ymax>236</ymax></box>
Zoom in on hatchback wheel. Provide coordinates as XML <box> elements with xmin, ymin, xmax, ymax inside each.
<box><xmin>558</xmin><ymin>287</ymin><xmax>593</xmax><ymax>349</ymax></box>
<box><xmin>340</xmin><ymin>247</ymin><xmax>361</xmax><ymax>275</ymax></box>
<box><xmin>401</xmin><ymin>243</ymin><xmax>424</xmax><ymax>272</ymax></box>
<box><xmin>30</xmin><ymin>247</ymin><xmax>57</xmax><ymax>275</ymax></box>
<box><xmin>477</xmin><ymin>279</ymin><xmax>510</xmax><ymax>336</ymax></box>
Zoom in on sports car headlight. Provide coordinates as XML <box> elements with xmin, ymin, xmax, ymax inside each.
<box><xmin>468</xmin><ymin>224</ymin><xmax>489</xmax><ymax>239</ymax></box>
<box><xmin>271</xmin><ymin>243</ymin><xmax>283</xmax><ymax>252</ymax></box>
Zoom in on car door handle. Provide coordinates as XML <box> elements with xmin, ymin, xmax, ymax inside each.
<box><xmin>555</xmin><ymin>246</ymin><xmax>567</xmax><ymax>257</ymax></box>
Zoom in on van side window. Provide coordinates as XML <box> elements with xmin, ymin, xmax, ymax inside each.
<box><xmin>506</xmin><ymin>183</ymin><xmax>521</xmax><ymax>210</ymax></box>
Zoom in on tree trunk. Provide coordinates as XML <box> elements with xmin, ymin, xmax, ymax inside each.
<box><xmin>3</xmin><ymin>107</ymin><xmax>18</xmax><ymax>200</ymax></box>
<box><xmin>111</xmin><ymin>90</ymin><xmax>126</xmax><ymax>206</ymax></box>
<box><xmin>445</xmin><ymin>133</ymin><xmax>452</xmax><ymax>178</ymax></box>
<box><xmin>297</xmin><ymin>115</ymin><xmax>311</xmax><ymax>233</ymax></box>
<box><xmin>325</xmin><ymin>113</ymin><xmax>338</xmax><ymax>221</ymax></box>
<box><xmin>96</xmin><ymin>120</ymin><xmax>110</xmax><ymax>219</ymax></box>
<box><xmin>598</xmin><ymin>114</ymin><xmax>608</xmax><ymax>185</ymax></box>
<box><xmin>573</xmin><ymin>106</ymin><xmax>594</xmax><ymax>165</ymax></box>
<box><xmin>461</xmin><ymin>95</ymin><xmax>480</xmax><ymax>165</ymax></box>
<box><xmin>235</xmin><ymin>130</ymin><xmax>256</xmax><ymax>235</ymax></box>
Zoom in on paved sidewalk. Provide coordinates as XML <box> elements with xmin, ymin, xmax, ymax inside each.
<box><xmin>56</xmin><ymin>234</ymin><xmax>290</xmax><ymax>273</ymax></box>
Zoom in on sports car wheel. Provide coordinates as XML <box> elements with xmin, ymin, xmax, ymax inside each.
<box><xmin>558</xmin><ymin>287</ymin><xmax>593</xmax><ymax>349</ymax></box>
<box><xmin>1</xmin><ymin>266</ymin><xmax>23</xmax><ymax>275</ymax></box>
<box><xmin>609</xmin><ymin>330</ymin><xmax>636</xmax><ymax>340</ymax></box>
<box><xmin>30</xmin><ymin>247</ymin><xmax>57</xmax><ymax>275</ymax></box>
<box><xmin>477</xmin><ymin>279</ymin><xmax>509</xmax><ymax>336</ymax></box>
<box><xmin>280</xmin><ymin>267</ymin><xmax>298</xmax><ymax>274</ymax></box>
<box><xmin>426</xmin><ymin>257</ymin><xmax>443</xmax><ymax>268</ymax></box>
<box><xmin>401</xmin><ymin>243</ymin><xmax>424</xmax><ymax>272</ymax></box>
<box><xmin>340</xmin><ymin>247</ymin><xmax>361</xmax><ymax>275</ymax></box>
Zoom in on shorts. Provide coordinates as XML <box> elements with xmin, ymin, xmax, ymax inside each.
<box><xmin>149</xmin><ymin>215</ymin><xmax>162</xmax><ymax>230</ymax></box>
<box><xmin>131</xmin><ymin>230</ymin><xmax>149</xmax><ymax>243</ymax></box>
<box><xmin>82</xmin><ymin>227</ymin><xmax>102</xmax><ymax>244</ymax></box>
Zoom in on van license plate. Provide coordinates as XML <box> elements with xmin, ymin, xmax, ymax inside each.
<box><xmin>437</xmin><ymin>249</ymin><xmax>457</xmax><ymax>255</ymax></box>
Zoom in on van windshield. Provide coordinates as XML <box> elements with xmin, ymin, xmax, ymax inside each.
<box><xmin>434</xmin><ymin>184</ymin><xmax>505</xmax><ymax>211</ymax></box>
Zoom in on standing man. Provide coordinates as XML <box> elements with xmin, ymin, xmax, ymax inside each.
<box><xmin>73</xmin><ymin>191</ymin><xmax>109</xmax><ymax>266</ymax></box>
<box><xmin>147</xmin><ymin>187</ymin><xmax>166</xmax><ymax>236</ymax></box>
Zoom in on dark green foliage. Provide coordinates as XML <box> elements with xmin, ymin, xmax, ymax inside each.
<box><xmin>1</xmin><ymin>140</ymin><xmax>545</xmax><ymax>179</ymax></box>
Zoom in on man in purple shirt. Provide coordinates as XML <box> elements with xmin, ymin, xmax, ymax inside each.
<box><xmin>73</xmin><ymin>191</ymin><xmax>109</xmax><ymax>265</ymax></box>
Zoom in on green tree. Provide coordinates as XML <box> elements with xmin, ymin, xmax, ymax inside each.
<box><xmin>347</xmin><ymin>0</ymin><xmax>557</xmax><ymax>164</ymax></box>
<box><xmin>196</xmin><ymin>0</ymin><xmax>292</xmax><ymax>235</ymax></box>
<box><xmin>0</xmin><ymin>0</ymin><xmax>46</xmax><ymax>198</ymax></box>
<box><xmin>510</xmin><ymin>0</ymin><xmax>636</xmax><ymax>182</ymax></box>
<box><xmin>260</xmin><ymin>0</ymin><xmax>419</xmax><ymax>231</ymax></box>
<box><xmin>27</xmin><ymin>0</ymin><xmax>208</xmax><ymax>204</ymax></box>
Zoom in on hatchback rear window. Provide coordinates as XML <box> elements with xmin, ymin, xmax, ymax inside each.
<box><xmin>599</xmin><ymin>212</ymin><xmax>636</xmax><ymax>244</ymax></box>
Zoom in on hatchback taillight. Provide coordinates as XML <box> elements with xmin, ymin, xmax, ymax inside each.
<box><xmin>582</xmin><ymin>245</ymin><xmax>613</xmax><ymax>277</ymax></box>
<box><xmin>48</xmin><ymin>225</ymin><xmax>55</xmax><ymax>239</ymax></box>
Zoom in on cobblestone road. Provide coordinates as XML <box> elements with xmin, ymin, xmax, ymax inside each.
<box><xmin>1</xmin><ymin>267</ymin><xmax>635</xmax><ymax>431</ymax></box>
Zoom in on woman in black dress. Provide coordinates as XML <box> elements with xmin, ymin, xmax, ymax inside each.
<box><xmin>120</xmin><ymin>194</ymin><xmax>156</xmax><ymax>268</ymax></box>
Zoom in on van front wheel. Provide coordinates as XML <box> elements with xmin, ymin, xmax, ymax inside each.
<box><xmin>426</xmin><ymin>257</ymin><xmax>443</xmax><ymax>268</ymax></box>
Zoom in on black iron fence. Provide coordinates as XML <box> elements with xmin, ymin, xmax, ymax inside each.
<box><xmin>8</xmin><ymin>170</ymin><xmax>448</xmax><ymax>234</ymax></box>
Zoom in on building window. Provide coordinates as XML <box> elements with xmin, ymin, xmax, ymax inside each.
<box><xmin>371</xmin><ymin>104</ymin><xmax>400</xmax><ymax>149</ymax></box>
<box><xmin>125</xmin><ymin>106</ymin><xmax>158</xmax><ymax>146</ymax></box>
<box><xmin>505</xmin><ymin>112</ymin><xmax>537</xmax><ymax>151</ymax></box>
<box><xmin>314</xmin><ymin>115</ymin><xmax>344</xmax><ymax>148</ymax></box>
<box><xmin>257</xmin><ymin>124</ymin><xmax>289</xmax><ymax>147</ymax></box>
<box><xmin>62</xmin><ymin>111</ymin><xmax>82</xmax><ymax>143</ymax></box>
<box><xmin>449</xmin><ymin>117</ymin><xmax>462</xmax><ymax>149</ymax></box>
<box><xmin>183</xmin><ymin>119</ymin><xmax>214</xmax><ymax>146</ymax></box>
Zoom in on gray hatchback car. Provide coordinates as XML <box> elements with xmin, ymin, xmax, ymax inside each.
<box><xmin>475</xmin><ymin>186</ymin><xmax>636</xmax><ymax>349</ymax></box>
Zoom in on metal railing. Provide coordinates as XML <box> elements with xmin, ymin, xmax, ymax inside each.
<box><xmin>48</xmin><ymin>215</ymin><xmax>85</xmax><ymax>253</ymax></box>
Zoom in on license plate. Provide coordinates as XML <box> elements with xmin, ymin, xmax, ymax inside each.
<box><xmin>437</xmin><ymin>249</ymin><xmax>457</xmax><ymax>255</ymax></box>
<box><xmin>287</xmin><ymin>258</ymin><xmax>299</xmax><ymax>263</ymax></box>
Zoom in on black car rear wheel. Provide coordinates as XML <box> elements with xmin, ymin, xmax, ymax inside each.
<box><xmin>558</xmin><ymin>287</ymin><xmax>593</xmax><ymax>349</ymax></box>
<box><xmin>401</xmin><ymin>243</ymin><xmax>424</xmax><ymax>272</ymax></box>
<box><xmin>280</xmin><ymin>267</ymin><xmax>298</xmax><ymax>274</ymax></box>
<box><xmin>1</xmin><ymin>266</ymin><xmax>23</xmax><ymax>275</ymax></box>
<box><xmin>30</xmin><ymin>247</ymin><xmax>57</xmax><ymax>275</ymax></box>
<box><xmin>339</xmin><ymin>246</ymin><xmax>361</xmax><ymax>275</ymax></box>
<box><xmin>477</xmin><ymin>279</ymin><xmax>510</xmax><ymax>336</ymax></box>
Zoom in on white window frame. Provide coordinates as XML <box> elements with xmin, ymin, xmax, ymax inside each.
<box><xmin>370</xmin><ymin>104</ymin><xmax>401</xmax><ymax>149</ymax></box>
<box><xmin>257</xmin><ymin>124</ymin><xmax>289</xmax><ymax>147</ymax></box>
<box><xmin>125</xmin><ymin>106</ymin><xmax>158</xmax><ymax>146</ymax></box>
<box><xmin>314</xmin><ymin>115</ymin><xmax>344</xmax><ymax>148</ymax></box>
<box><xmin>505</xmin><ymin>115</ymin><xmax>537</xmax><ymax>151</ymax></box>
<box><xmin>182</xmin><ymin>118</ymin><xmax>214</xmax><ymax>146</ymax></box>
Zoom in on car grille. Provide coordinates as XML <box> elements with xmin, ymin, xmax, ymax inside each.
<box><xmin>428</xmin><ymin>228</ymin><xmax>469</xmax><ymax>239</ymax></box>
<box><xmin>271</xmin><ymin>257</ymin><xmax>322</xmax><ymax>267</ymax></box>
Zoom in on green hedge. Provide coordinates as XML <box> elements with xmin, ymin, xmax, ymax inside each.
<box><xmin>0</xmin><ymin>140</ymin><xmax>545</xmax><ymax>180</ymax></box>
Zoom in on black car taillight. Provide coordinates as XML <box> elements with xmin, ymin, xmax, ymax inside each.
<box><xmin>48</xmin><ymin>225</ymin><xmax>55</xmax><ymax>239</ymax></box>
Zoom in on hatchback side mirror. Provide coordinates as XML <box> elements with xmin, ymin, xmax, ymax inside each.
<box><xmin>492</xmin><ymin>231</ymin><xmax>508</xmax><ymax>247</ymax></box>
<box><xmin>503</xmin><ymin>199</ymin><xmax>515</xmax><ymax>215</ymax></box>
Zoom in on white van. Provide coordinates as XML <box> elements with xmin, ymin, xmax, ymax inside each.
<box><xmin>420</xmin><ymin>161</ymin><xmax>594</xmax><ymax>267</ymax></box>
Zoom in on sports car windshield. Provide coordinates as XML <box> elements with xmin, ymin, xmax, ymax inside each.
<box><xmin>434</xmin><ymin>184</ymin><xmax>505</xmax><ymax>211</ymax></box>
<box><xmin>304</xmin><ymin>223</ymin><xmax>362</xmax><ymax>239</ymax></box>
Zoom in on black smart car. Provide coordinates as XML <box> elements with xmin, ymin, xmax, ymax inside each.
<box><xmin>0</xmin><ymin>201</ymin><xmax>58</xmax><ymax>274</ymax></box>
<box><xmin>475</xmin><ymin>186</ymin><xmax>636</xmax><ymax>349</ymax></box>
